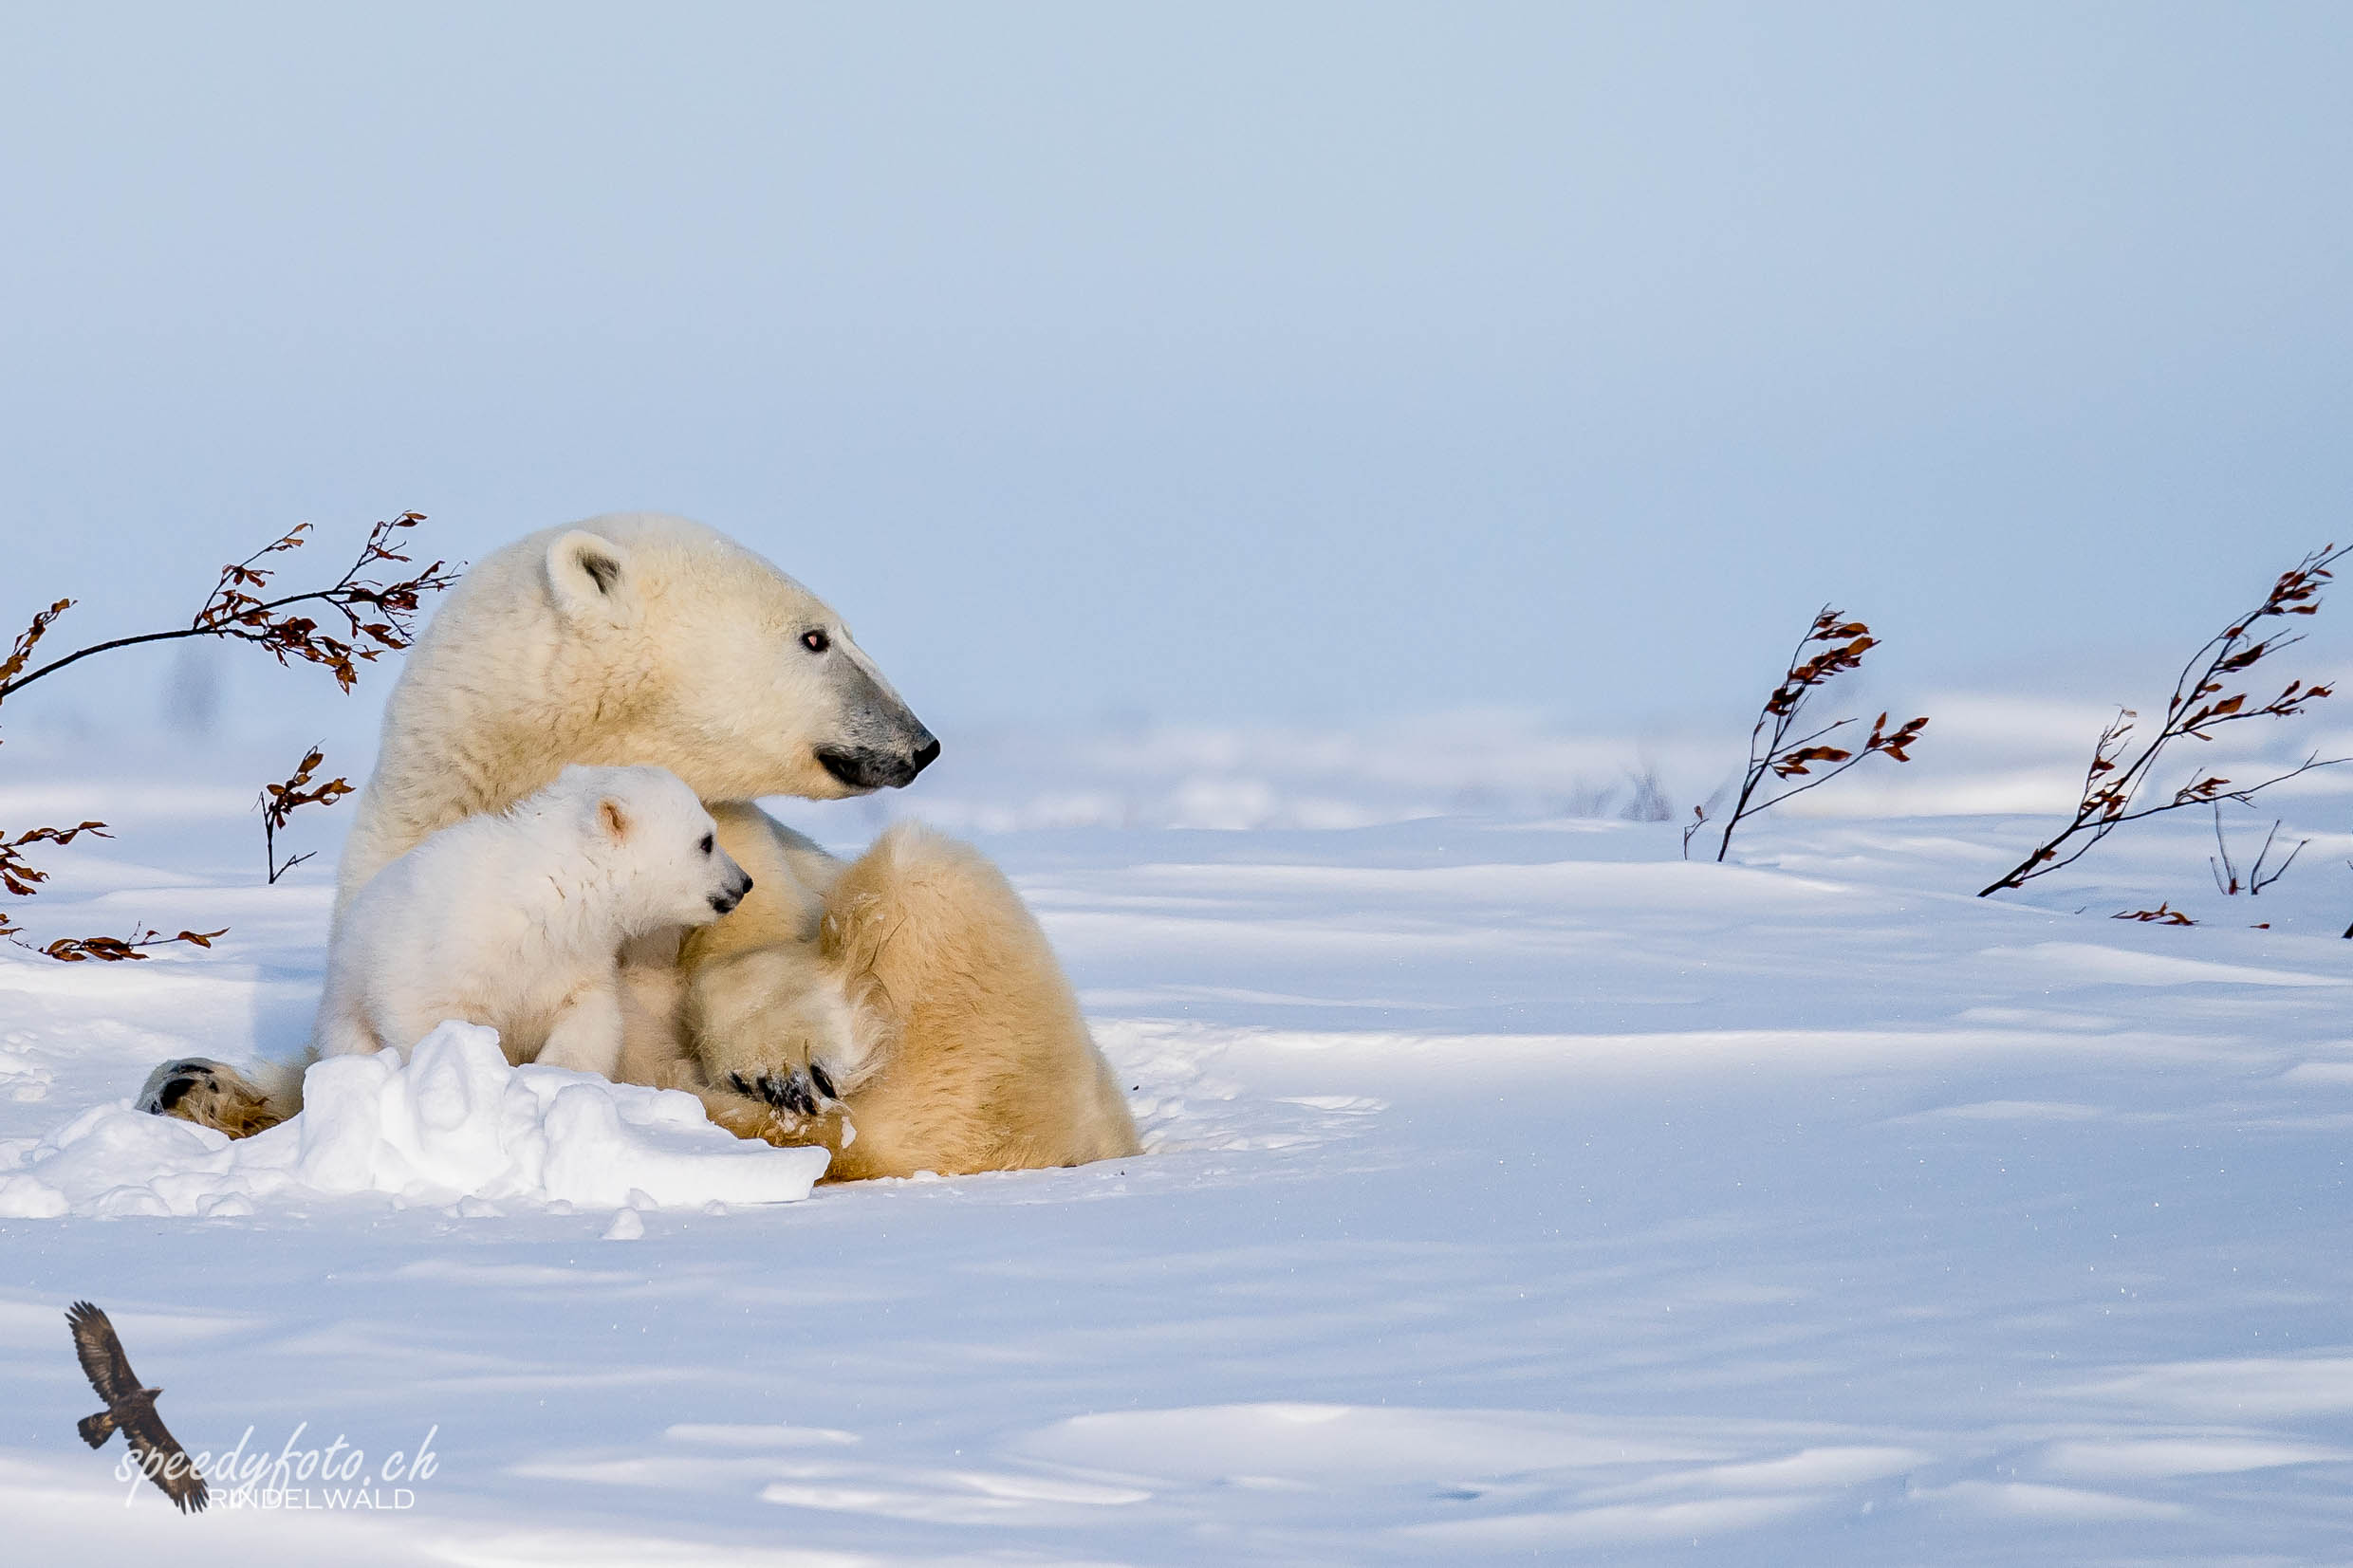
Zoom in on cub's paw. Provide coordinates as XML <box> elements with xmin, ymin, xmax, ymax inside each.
<box><xmin>136</xmin><ymin>1059</ymin><xmax>286</xmax><ymax>1139</ymax></box>
<box><xmin>725</xmin><ymin>1062</ymin><xmax>843</xmax><ymax>1117</ymax></box>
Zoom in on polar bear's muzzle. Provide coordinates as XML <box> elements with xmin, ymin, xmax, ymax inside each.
<box><xmin>814</xmin><ymin>653</ymin><xmax>940</xmax><ymax>791</ymax></box>
<box><xmin>816</xmin><ymin>734</ymin><xmax>940</xmax><ymax>792</ymax></box>
<box><xmin>711</xmin><ymin>867</ymin><xmax>754</xmax><ymax>916</ymax></box>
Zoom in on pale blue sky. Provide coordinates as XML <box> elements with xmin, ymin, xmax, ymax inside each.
<box><xmin>4</xmin><ymin>3</ymin><xmax>2350</xmax><ymax>732</ymax></box>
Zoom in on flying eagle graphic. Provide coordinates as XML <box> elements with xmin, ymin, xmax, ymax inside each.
<box><xmin>65</xmin><ymin>1300</ymin><xmax>209</xmax><ymax>1512</ymax></box>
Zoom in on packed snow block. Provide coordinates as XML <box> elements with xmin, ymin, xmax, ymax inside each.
<box><xmin>0</xmin><ymin>1099</ymin><xmax>237</xmax><ymax>1218</ymax></box>
<box><xmin>532</xmin><ymin>1076</ymin><xmax>817</xmax><ymax>1208</ymax></box>
<box><xmin>0</xmin><ymin>1020</ymin><xmax>828</xmax><ymax>1218</ymax></box>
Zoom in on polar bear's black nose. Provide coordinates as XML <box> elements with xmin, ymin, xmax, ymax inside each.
<box><xmin>818</xmin><ymin>739</ymin><xmax>937</xmax><ymax>791</ymax></box>
<box><xmin>711</xmin><ymin>872</ymin><xmax>752</xmax><ymax>916</ymax></box>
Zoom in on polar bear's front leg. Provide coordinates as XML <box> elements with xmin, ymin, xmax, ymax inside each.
<box><xmin>682</xmin><ymin>942</ymin><xmax>888</xmax><ymax>1102</ymax></box>
<box><xmin>534</xmin><ymin>984</ymin><xmax>626</xmax><ymax>1077</ymax></box>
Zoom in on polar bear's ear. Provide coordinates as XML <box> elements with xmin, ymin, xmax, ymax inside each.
<box><xmin>598</xmin><ymin>796</ymin><xmax>632</xmax><ymax>843</ymax></box>
<box><xmin>545</xmin><ymin>531</ymin><xmax>637</xmax><ymax>628</ymax></box>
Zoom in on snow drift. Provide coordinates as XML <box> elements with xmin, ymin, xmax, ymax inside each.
<box><xmin>0</xmin><ymin>1021</ymin><xmax>828</xmax><ymax>1218</ymax></box>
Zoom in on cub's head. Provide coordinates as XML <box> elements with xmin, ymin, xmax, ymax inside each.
<box><xmin>538</xmin><ymin>514</ymin><xmax>940</xmax><ymax>802</ymax></box>
<box><xmin>562</xmin><ymin>764</ymin><xmax>754</xmax><ymax>931</ymax></box>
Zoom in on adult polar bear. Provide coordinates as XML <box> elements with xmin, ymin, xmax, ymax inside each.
<box><xmin>143</xmin><ymin>512</ymin><xmax>1140</xmax><ymax>1180</ymax></box>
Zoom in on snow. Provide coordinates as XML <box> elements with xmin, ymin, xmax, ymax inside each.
<box><xmin>0</xmin><ymin>1023</ymin><xmax>828</xmax><ymax>1221</ymax></box>
<box><xmin>7</xmin><ymin>729</ymin><xmax>2353</xmax><ymax>1561</ymax></box>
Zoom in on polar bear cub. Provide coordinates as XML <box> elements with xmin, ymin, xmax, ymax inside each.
<box><xmin>314</xmin><ymin>764</ymin><xmax>753</xmax><ymax>1077</ymax></box>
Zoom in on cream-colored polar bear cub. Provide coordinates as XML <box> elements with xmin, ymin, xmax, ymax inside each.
<box><xmin>315</xmin><ymin>764</ymin><xmax>754</xmax><ymax>1074</ymax></box>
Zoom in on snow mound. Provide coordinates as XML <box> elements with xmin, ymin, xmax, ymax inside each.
<box><xmin>0</xmin><ymin>1021</ymin><xmax>828</xmax><ymax>1218</ymax></box>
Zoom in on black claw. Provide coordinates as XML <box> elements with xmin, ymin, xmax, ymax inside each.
<box><xmin>807</xmin><ymin>1061</ymin><xmax>838</xmax><ymax>1101</ymax></box>
<box><xmin>727</xmin><ymin>1066</ymin><xmax>832</xmax><ymax>1116</ymax></box>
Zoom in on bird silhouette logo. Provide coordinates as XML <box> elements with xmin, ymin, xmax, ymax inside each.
<box><xmin>65</xmin><ymin>1301</ymin><xmax>208</xmax><ymax>1512</ymax></box>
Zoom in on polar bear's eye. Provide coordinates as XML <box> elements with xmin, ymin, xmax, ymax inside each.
<box><xmin>801</xmin><ymin>629</ymin><xmax>830</xmax><ymax>654</ymax></box>
<box><xmin>699</xmin><ymin>833</ymin><xmax>714</xmax><ymax>855</ymax></box>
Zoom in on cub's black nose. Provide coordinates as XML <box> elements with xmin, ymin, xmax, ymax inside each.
<box><xmin>711</xmin><ymin>873</ymin><xmax>751</xmax><ymax>916</ymax></box>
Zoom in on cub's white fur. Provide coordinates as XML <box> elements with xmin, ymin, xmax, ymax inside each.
<box><xmin>314</xmin><ymin>764</ymin><xmax>752</xmax><ymax>1075</ymax></box>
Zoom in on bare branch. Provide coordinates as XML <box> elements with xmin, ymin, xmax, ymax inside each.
<box><xmin>2213</xmin><ymin>810</ymin><xmax>2307</xmax><ymax>899</ymax></box>
<box><xmin>2210</xmin><ymin>805</ymin><xmax>2240</xmax><ymax>896</ymax></box>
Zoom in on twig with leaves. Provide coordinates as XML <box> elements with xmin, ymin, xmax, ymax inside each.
<box><xmin>1979</xmin><ymin>544</ymin><xmax>2350</xmax><ymax>897</ymax></box>
<box><xmin>0</xmin><ymin>822</ymin><xmax>107</xmax><ymax>899</ymax></box>
<box><xmin>0</xmin><ymin>824</ymin><xmax>224</xmax><ymax>960</ymax></box>
<box><xmin>1708</xmin><ymin>607</ymin><xmax>1928</xmax><ymax>861</ymax></box>
<box><xmin>259</xmin><ymin>745</ymin><xmax>355</xmax><ymax>884</ymax></box>
<box><xmin>0</xmin><ymin>511</ymin><xmax>451</xmax><ymax>707</ymax></box>
<box><xmin>2210</xmin><ymin>807</ymin><xmax>2307</xmax><ymax>898</ymax></box>
<box><xmin>0</xmin><ymin>512</ymin><xmax>449</xmax><ymax>960</ymax></box>
<box><xmin>40</xmin><ymin>927</ymin><xmax>229</xmax><ymax>963</ymax></box>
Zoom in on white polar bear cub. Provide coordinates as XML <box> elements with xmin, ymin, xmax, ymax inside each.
<box><xmin>314</xmin><ymin>764</ymin><xmax>754</xmax><ymax>1077</ymax></box>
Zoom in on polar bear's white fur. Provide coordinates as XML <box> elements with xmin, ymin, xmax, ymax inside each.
<box><xmin>314</xmin><ymin>765</ymin><xmax>754</xmax><ymax>1075</ymax></box>
<box><xmin>142</xmin><ymin>513</ymin><xmax>1140</xmax><ymax>1179</ymax></box>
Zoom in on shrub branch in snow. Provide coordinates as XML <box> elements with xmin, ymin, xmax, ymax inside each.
<box><xmin>258</xmin><ymin>744</ymin><xmax>355</xmax><ymax>885</ymax></box>
<box><xmin>0</xmin><ymin>512</ymin><xmax>451</xmax><ymax>959</ymax></box>
<box><xmin>1696</xmin><ymin>606</ymin><xmax>1928</xmax><ymax>861</ymax></box>
<box><xmin>0</xmin><ymin>823</ymin><xmax>226</xmax><ymax>959</ymax></box>
<box><xmin>1979</xmin><ymin>544</ymin><xmax>2349</xmax><ymax>898</ymax></box>
<box><xmin>2209</xmin><ymin>806</ymin><xmax>2306</xmax><ymax>899</ymax></box>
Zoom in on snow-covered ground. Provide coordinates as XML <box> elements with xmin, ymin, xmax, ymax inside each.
<box><xmin>8</xmin><ymin>720</ymin><xmax>2353</xmax><ymax>1563</ymax></box>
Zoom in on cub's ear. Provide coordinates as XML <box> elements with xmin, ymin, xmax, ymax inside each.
<box><xmin>598</xmin><ymin>797</ymin><xmax>631</xmax><ymax>842</ymax></box>
<box><xmin>545</xmin><ymin>531</ymin><xmax>637</xmax><ymax>627</ymax></box>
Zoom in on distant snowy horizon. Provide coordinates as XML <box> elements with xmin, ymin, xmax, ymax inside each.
<box><xmin>11</xmin><ymin>679</ymin><xmax>2353</xmax><ymax>845</ymax></box>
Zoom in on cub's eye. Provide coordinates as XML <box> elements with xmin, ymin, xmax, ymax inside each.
<box><xmin>699</xmin><ymin>833</ymin><xmax>714</xmax><ymax>855</ymax></box>
<box><xmin>801</xmin><ymin>629</ymin><xmax>830</xmax><ymax>654</ymax></box>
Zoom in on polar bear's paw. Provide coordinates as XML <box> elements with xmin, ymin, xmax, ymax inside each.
<box><xmin>136</xmin><ymin>1059</ymin><xmax>287</xmax><ymax>1139</ymax></box>
<box><xmin>700</xmin><ymin>1076</ymin><xmax>859</xmax><ymax>1168</ymax></box>
<box><xmin>684</xmin><ymin>941</ymin><xmax>891</xmax><ymax>1106</ymax></box>
<box><xmin>726</xmin><ymin>1063</ymin><xmax>843</xmax><ymax>1117</ymax></box>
